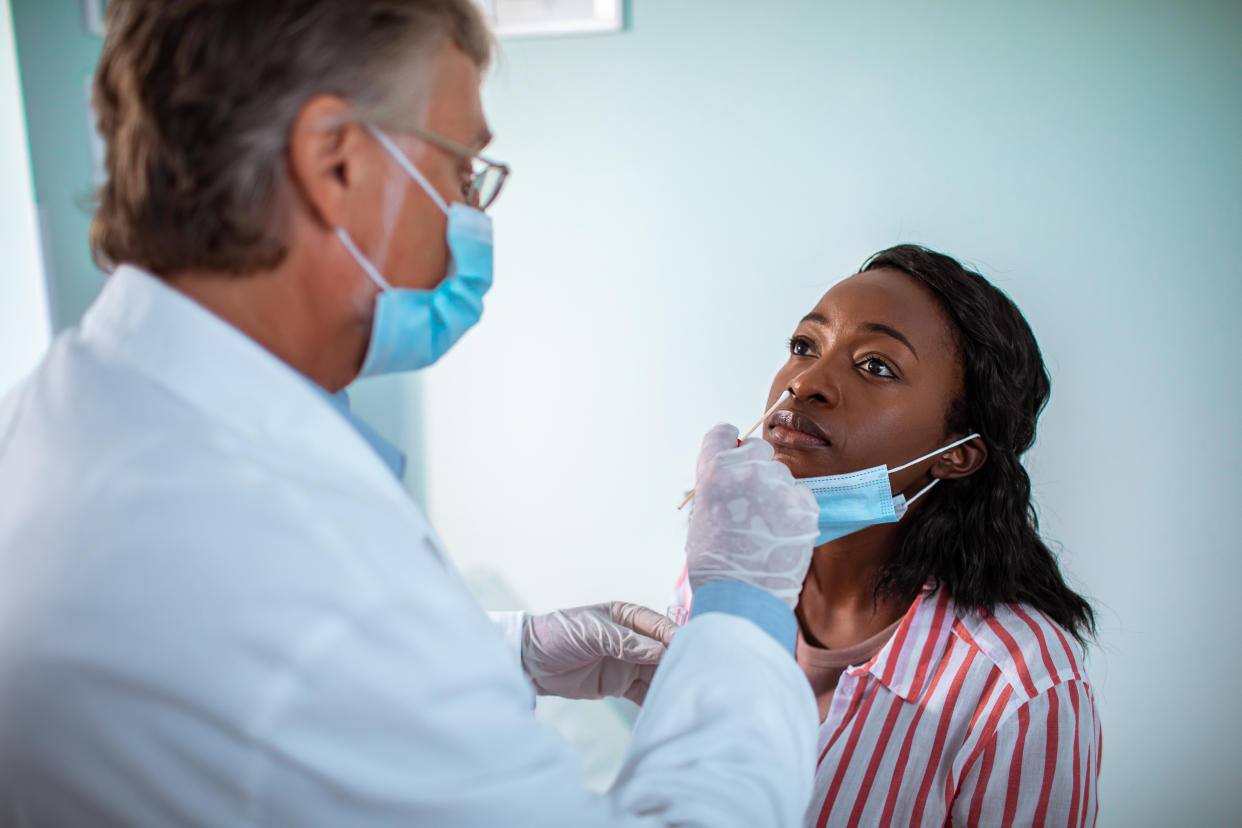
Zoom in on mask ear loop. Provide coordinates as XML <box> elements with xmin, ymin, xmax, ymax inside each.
<box><xmin>365</xmin><ymin>124</ymin><xmax>451</xmax><ymax>216</ymax></box>
<box><xmin>905</xmin><ymin>478</ymin><xmax>939</xmax><ymax>508</ymax></box>
<box><xmin>889</xmin><ymin>432</ymin><xmax>982</xmax><ymax>512</ymax></box>
<box><xmin>336</xmin><ymin>227</ymin><xmax>393</xmax><ymax>291</ymax></box>
<box><xmin>888</xmin><ymin>432</ymin><xmax>982</xmax><ymax>475</ymax></box>
<box><xmin>337</xmin><ymin>124</ymin><xmax>447</xmax><ymax>294</ymax></box>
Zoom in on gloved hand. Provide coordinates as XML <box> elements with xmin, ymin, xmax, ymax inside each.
<box><xmin>521</xmin><ymin>602</ymin><xmax>677</xmax><ymax>704</ymax></box>
<box><xmin>686</xmin><ymin>423</ymin><xmax>820</xmax><ymax>608</ymax></box>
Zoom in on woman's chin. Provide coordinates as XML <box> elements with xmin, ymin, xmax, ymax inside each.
<box><xmin>771</xmin><ymin>446</ymin><xmax>837</xmax><ymax>480</ymax></box>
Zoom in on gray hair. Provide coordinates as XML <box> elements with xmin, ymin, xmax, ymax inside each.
<box><xmin>90</xmin><ymin>0</ymin><xmax>492</xmax><ymax>276</ymax></box>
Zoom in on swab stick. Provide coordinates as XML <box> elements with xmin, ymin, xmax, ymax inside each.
<box><xmin>677</xmin><ymin>392</ymin><xmax>789</xmax><ymax>511</ymax></box>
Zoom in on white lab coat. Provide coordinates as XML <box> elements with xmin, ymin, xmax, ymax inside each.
<box><xmin>0</xmin><ymin>266</ymin><xmax>816</xmax><ymax>827</ymax></box>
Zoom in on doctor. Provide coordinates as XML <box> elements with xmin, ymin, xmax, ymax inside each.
<box><xmin>0</xmin><ymin>1</ymin><xmax>821</xmax><ymax>825</ymax></box>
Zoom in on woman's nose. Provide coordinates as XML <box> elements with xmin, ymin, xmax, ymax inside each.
<box><xmin>788</xmin><ymin>359</ymin><xmax>842</xmax><ymax>407</ymax></box>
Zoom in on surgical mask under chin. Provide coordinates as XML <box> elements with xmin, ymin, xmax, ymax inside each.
<box><xmin>337</xmin><ymin>126</ymin><xmax>494</xmax><ymax>377</ymax></box>
<box><xmin>799</xmin><ymin>433</ymin><xmax>981</xmax><ymax>546</ymax></box>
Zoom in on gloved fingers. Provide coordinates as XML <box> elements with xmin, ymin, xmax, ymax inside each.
<box><xmin>752</xmin><ymin>465</ymin><xmax>796</xmax><ymax>499</ymax></box>
<box><xmin>791</xmin><ymin>478</ymin><xmax>819</xmax><ymax>517</ymax></box>
<box><xmin>732</xmin><ymin>435</ymin><xmax>775</xmax><ymax>462</ymax></box>
<box><xmin>754</xmin><ymin>451</ymin><xmax>798</xmax><ymax>486</ymax></box>
<box><xmin>531</xmin><ymin>663</ymin><xmax>600</xmax><ymax>699</ymax></box>
<box><xmin>523</xmin><ymin>606</ymin><xmax>608</xmax><ymax>665</ymax></box>
<box><xmin>534</xmin><ymin>603</ymin><xmax>667</xmax><ymax>663</ymax></box>
<box><xmin>609</xmin><ymin>601</ymin><xmax>677</xmax><ymax>648</ymax></box>
<box><xmin>622</xmin><ymin>665</ymin><xmax>658</xmax><ymax>705</ymax></box>
<box><xmin>699</xmin><ymin>422</ymin><xmax>740</xmax><ymax>455</ymax></box>
<box><xmin>789</xmin><ymin>486</ymin><xmax>819</xmax><ymax>531</ymax></box>
<box><xmin>769</xmin><ymin>471</ymin><xmax>820</xmax><ymax>529</ymax></box>
<box><xmin>749</xmin><ymin>457</ymin><xmax>819</xmax><ymax>517</ymax></box>
<box><xmin>614</xmin><ymin>628</ymin><xmax>667</xmax><ymax>665</ymax></box>
<box><xmin>707</xmin><ymin>437</ymin><xmax>776</xmax><ymax>473</ymax></box>
<box><xmin>696</xmin><ymin>423</ymin><xmax>741</xmax><ymax>478</ymax></box>
<box><xmin>684</xmin><ymin>420</ymin><xmax>821</xmax><ymax>610</ymax></box>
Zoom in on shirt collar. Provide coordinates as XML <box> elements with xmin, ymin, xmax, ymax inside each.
<box><xmin>325</xmin><ymin>390</ymin><xmax>406</xmax><ymax>481</ymax></box>
<box><xmin>844</xmin><ymin>584</ymin><xmax>958</xmax><ymax>702</ymax></box>
<box><xmin>79</xmin><ymin>265</ymin><xmax>406</xmax><ymax>500</ymax></box>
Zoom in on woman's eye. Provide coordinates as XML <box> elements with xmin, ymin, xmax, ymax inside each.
<box><xmin>788</xmin><ymin>337</ymin><xmax>813</xmax><ymax>357</ymax></box>
<box><xmin>859</xmin><ymin>357</ymin><xmax>895</xmax><ymax>378</ymax></box>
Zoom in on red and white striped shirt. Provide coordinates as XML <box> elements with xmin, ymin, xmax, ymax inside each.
<box><xmin>808</xmin><ymin>585</ymin><xmax>1100</xmax><ymax>827</ymax></box>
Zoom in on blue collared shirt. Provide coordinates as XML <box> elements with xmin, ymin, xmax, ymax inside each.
<box><xmin>323</xmin><ymin>390</ymin><xmax>407</xmax><ymax>482</ymax></box>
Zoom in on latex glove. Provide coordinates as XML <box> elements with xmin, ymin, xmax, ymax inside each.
<box><xmin>522</xmin><ymin>602</ymin><xmax>677</xmax><ymax>704</ymax></box>
<box><xmin>686</xmin><ymin>423</ymin><xmax>820</xmax><ymax>608</ymax></box>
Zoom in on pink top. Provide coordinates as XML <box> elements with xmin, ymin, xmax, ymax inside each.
<box><xmin>807</xmin><ymin>586</ymin><xmax>1100</xmax><ymax>827</ymax></box>
<box><xmin>796</xmin><ymin>619</ymin><xmax>902</xmax><ymax>723</ymax></box>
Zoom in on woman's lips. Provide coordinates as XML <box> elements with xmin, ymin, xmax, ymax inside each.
<box><xmin>767</xmin><ymin>410</ymin><xmax>831</xmax><ymax>449</ymax></box>
<box><xmin>768</xmin><ymin>425</ymin><xmax>830</xmax><ymax>448</ymax></box>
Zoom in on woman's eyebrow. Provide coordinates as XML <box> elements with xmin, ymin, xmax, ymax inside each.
<box><xmin>801</xmin><ymin>313</ymin><xmax>919</xmax><ymax>360</ymax></box>
<box><xmin>861</xmin><ymin>321</ymin><xmax>919</xmax><ymax>359</ymax></box>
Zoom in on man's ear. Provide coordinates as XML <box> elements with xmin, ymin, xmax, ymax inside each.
<box><xmin>286</xmin><ymin>94</ymin><xmax>363</xmax><ymax>231</ymax></box>
<box><xmin>930</xmin><ymin>435</ymin><xmax>988</xmax><ymax>480</ymax></box>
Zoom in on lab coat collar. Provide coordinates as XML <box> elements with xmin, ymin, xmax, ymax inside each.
<box><xmin>844</xmin><ymin>585</ymin><xmax>957</xmax><ymax>702</ymax></box>
<box><xmin>79</xmin><ymin>265</ymin><xmax>407</xmax><ymax>506</ymax></box>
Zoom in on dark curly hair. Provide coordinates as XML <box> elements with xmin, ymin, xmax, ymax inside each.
<box><xmin>864</xmin><ymin>245</ymin><xmax>1095</xmax><ymax>644</ymax></box>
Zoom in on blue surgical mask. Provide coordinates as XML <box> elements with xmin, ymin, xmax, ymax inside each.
<box><xmin>337</xmin><ymin>126</ymin><xmax>494</xmax><ymax>377</ymax></box>
<box><xmin>799</xmin><ymin>433</ymin><xmax>981</xmax><ymax>546</ymax></box>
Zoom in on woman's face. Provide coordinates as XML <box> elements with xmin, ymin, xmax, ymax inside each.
<box><xmin>764</xmin><ymin>267</ymin><xmax>967</xmax><ymax>498</ymax></box>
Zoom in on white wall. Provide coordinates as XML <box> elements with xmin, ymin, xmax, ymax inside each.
<box><xmin>0</xmin><ymin>0</ymin><xmax>50</xmax><ymax>393</ymax></box>
<box><xmin>420</xmin><ymin>1</ymin><xmax>1242</xmax><ymax>823</ymax></box>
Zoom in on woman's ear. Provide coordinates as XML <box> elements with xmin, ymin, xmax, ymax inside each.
<box><xmin>931</xmin><ymin>435</ymin><xmax>988</xmax><ymax>480</ymax></box>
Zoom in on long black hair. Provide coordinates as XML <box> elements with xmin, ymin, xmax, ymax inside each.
<box><xmin>864</xmin><ymin>245</ymin><xmax>1095</xmax><ymax>644</ymax></box>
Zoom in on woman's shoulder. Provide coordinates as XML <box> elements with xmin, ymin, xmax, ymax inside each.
<box><xmin>948</xmin><ymin>600</ymin><xmax>1090</xmax><ymax>703</ymax></box>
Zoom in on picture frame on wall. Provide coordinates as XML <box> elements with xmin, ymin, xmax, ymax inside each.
<box><xmin>82</xmin><ymin>0</ymin><xmax>108</xmax><ymax>37</ymax></box>
<box><xmin>475</xmin><ymin>0</ymin><xmax>624</xmax><ymax>38</ymax></box>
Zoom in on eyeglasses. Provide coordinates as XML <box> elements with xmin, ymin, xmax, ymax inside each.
<box><xmin>405</xmin><ymin>126</ymin><xmax>511</xmax><ymax>211</ymax></box>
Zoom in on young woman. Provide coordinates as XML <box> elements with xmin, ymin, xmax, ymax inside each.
<box><xmin>676</xmin><ymin>244</ymin><xmax>1100</xmax><ymax>826</ymax></box>
<box><xmin>768</xmin><ymin>245</ymin><xmax>1099</xmax><ymax>827</ymax></box>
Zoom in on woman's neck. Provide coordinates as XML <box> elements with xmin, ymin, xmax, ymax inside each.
<box><xmin>796</xmin><ymin>524</ymin><xmax>913</xmax><ymax>650</ymax></box>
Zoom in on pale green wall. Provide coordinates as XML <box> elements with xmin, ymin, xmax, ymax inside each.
<box><xmin>10</xmin><ymin>0</ymin><xmax>103</xmax><ymax>331</ymax></box>
<box><xmin>9</xmin><ymin>1</ymin><xmax>1242</xmax><ymax>823</ymax></box>
<box><xmin>0</xmin><ymin>0</ymin><xmax>50</xmax><ymax>393</ymax></box>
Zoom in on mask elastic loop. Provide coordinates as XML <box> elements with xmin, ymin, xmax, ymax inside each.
<box><xmin>888</xmin><ymin>432</ymin><xmax>982</xmax><ymax>476</ymax></box>
<box><xmin>905</xmin><ymin>478</ymin><xmax>939</xmax><ymax>508</ymax></box>
<box><xmin>366</xmin><ymin>125</ymin><xmax>451</xmax><ymax>216</ymax></box>
<box><xmin>336</xmin><ymin>227</ymin><xmax>393</xmax><ymax>291</ymax></box>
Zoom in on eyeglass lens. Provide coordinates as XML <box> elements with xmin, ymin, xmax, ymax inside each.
<box><xmin>470</xmin><ymin>163</ymin><xmax>504</xmax><ymax>210</ymax></box>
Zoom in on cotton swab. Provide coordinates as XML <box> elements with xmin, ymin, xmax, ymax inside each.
<box><xmin>676</xmin><ymin>391</ymin><xmax>790</xmax><ymax>511</ymax></box>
